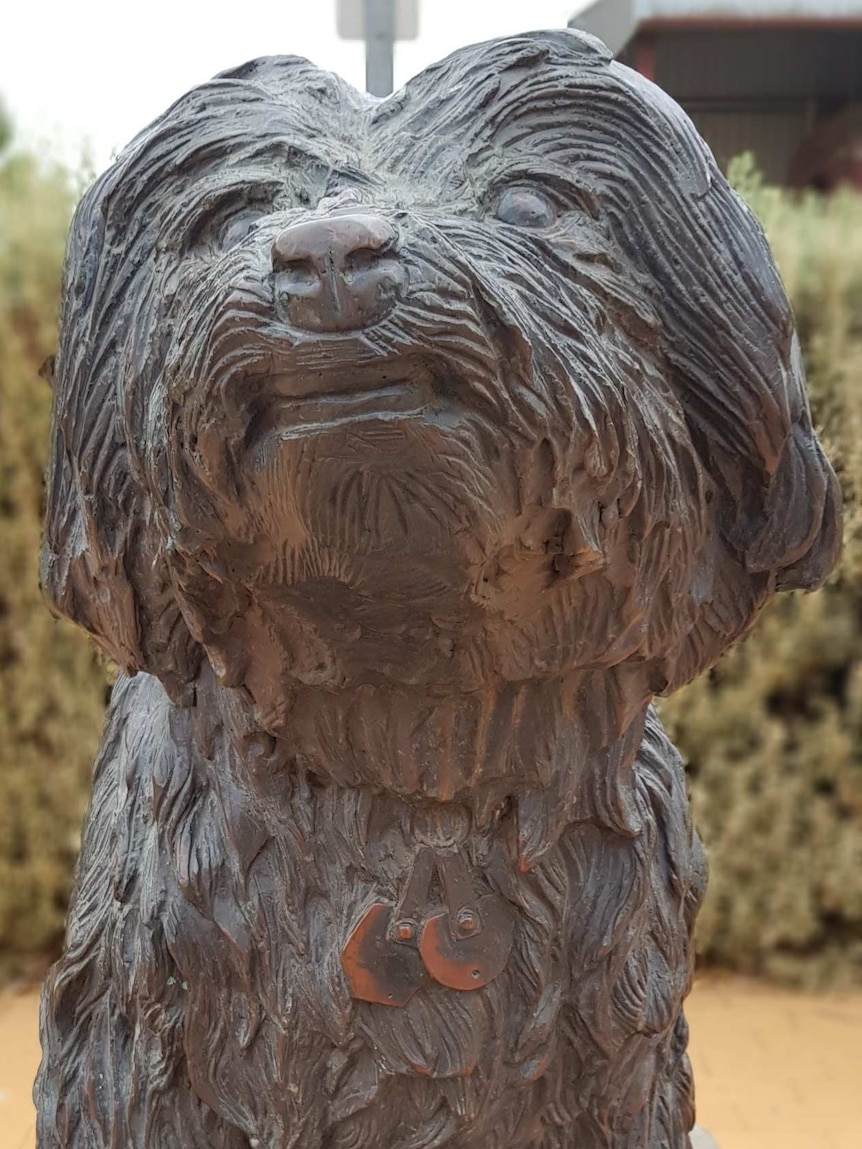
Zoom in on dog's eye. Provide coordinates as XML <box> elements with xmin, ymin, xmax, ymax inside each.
<box><xmin>494</xmin><ymin>187</ymin><xmax>557</xmax><ymax>229</ymax></box>
<box><xmin>184</xmin><ymin>189</ymin><xmax>279</xmax><ymax>254</ymax></box>
<box><xmin>216</xmin><ymin>209</ymin><xmax>268</xmax><ymax>251</ymax></box>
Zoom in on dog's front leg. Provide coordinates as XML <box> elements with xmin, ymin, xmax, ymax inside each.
<box><xmin>35</xmin><ymin>677</ymin><xmax>250</xmax><ymax>1149</ymax></box>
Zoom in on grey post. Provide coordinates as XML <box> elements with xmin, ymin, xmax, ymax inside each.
<box><xmin>365</xmin><ymin>0</ymin><xmax>395</xmax><ymax>96</ymax></box>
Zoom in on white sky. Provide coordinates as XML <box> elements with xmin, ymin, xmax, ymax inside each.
<box><xmin>2</xmin><ymin>0</ymin><xmax>584</xmax><ymax>172</ymax></box>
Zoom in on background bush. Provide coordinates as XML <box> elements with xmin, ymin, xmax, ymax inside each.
<box><xmin>0</xmin><ymin>120</ymin><xmax>108</xmax><ymax>984</ymax></box>
<box><xmin>661</xmin><ymin>157</ymin><xmax>862</xmax><ymax>987</ymax></box>
<box><xmin>0</xmin><ymin>130</ymin><xmax>860</xmax><ymax>987</ymax></box>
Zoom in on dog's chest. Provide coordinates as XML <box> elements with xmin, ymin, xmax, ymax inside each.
<box><xmin>150</xmin><ymin>758</ymin><xmax>569</xmax><ymax>1142</ymax></box>
<box><xmin>112</xmin><ymin>678</ymin><xmax>693</xmax><ymax>1147</ymax></box>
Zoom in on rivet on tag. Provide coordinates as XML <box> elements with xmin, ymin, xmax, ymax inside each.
<box><xmin>420</xmin><ymin>893</ymin><xmax>515</xmax><ymax>992</ymax></box>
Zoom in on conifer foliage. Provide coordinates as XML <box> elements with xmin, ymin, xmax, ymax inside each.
<box><xmin>0</xmin><ymin>131</ymin><xmax>107</xmax><ymax>982</ymax></box>
<box><xmin>662</xmin><ymin>158</ymin><xmax>862</xmax><ymax>986</ymax></box>
<box><xmin>0</xmin><ymin>136</ymin><xmax>860</xmax><ymax>985</ymax></box>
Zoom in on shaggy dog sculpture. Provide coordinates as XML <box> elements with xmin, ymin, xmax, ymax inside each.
<box><xmin>36</xmin><ymin>30</ymin><xmax>840</xmax><ymax>1149</ymax></box>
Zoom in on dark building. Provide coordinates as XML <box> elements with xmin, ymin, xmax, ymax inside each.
<box><xmin>568</xmin><ymin>0</ymin><xmax>862</xmax><ymax>188</ymax></box>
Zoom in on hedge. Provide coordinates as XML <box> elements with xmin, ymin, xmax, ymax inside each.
<box><xmin>1</xmin><ymin>134</ymin><xmax>860</xmax><ymax>986</ymax></box>
<box><xmin>0</xmin><ymin>137</ymin><xmax>108</xmax><ymax>983</ymax></box>
<box><xmin>660</xmin><ymin>157</ymin><xmax>862</xmax><ymax>987</ymax></box>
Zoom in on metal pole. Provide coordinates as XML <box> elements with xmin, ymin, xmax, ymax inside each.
<box><xmin>365</xmin><ymin>0</ymin><xmax>395</xmax><ymax>97</ymax></box>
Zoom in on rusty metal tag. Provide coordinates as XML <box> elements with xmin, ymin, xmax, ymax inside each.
<box><xmin>419</xmin><ymin>893</ymin><xmax>515</xmax><ymax>991</ymax></box>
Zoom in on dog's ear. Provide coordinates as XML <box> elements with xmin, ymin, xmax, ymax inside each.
<box><xmin>408</xmin><ymin>30</ymin><xmax>840</xmax><ymax>676</ymax></box>
<box><xmin>726</xmin><ymin>331</ymin><xmax>842</xmax><ymax>594</ymax></box>
<box><xmin>652</xmin><ymin>114</ymin><xmax>841</xmax><ymax>587</ymax></box>
<box><xmin>501</xmin><ymin>38</ymin><xmax>841</xmax><ymax>685</ymax></box>
<box><xmin>605</xmin><ymin>67</ymin><xmax>842</xmax><ymax>684</ymax></box>
<box><xmin>41</xmin><ymin>180</ymin><xmax>200</xmax><ymax>704</ymax></box>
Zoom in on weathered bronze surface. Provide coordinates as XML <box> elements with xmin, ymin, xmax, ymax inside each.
<box><xmin>35</xmin><ymin>29</ymin><xmax>840</xmax><ymax>1149</ymax></box>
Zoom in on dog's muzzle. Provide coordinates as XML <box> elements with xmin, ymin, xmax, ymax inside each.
<box><xmin>272</xmin><ymin>213</ymin><xmax>406</xmax><ymax>333</ymax></box>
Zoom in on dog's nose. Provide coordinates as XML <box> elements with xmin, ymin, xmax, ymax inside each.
<box><xmin>272</xmin><ymin>214</ymin><xmax>404</xmax><ymax>333</ymax></box>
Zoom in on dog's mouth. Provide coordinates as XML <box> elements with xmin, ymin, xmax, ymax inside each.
<box><xmin>242</xmin><ymin>360</ymin><xmax>448</xmax><ymax>444</ymax></box>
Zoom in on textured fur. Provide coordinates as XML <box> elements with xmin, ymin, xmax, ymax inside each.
<box><xmin>37</xmin><ymin>30</ymin><xmax>838</xmax><ymax>1149</ymax></box>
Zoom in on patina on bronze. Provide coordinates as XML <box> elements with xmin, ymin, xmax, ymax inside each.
<box><xmin>35</xmin><ymin>30</ymin><xmax>840</xmax><ymax>1149</ymax></box>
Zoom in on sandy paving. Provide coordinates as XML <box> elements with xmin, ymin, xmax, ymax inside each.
<box><xmin>686</xmin><ymin>975</ymin><xmax>862</xmax><ymax>1149</ymax></box>
<box><xmin>1</xmin><ymin>974</ymin><xmax>860</xmax><ymax>1148</ymax></box>
<box><xmin>0</xmin><ymin>988</ymin><xmax>41</xmax><ymax>1149</ymax></box>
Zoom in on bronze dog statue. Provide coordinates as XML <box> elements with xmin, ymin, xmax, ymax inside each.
<box><xmin>36</xmin><ymin>30</ymin><xmax>840</xmax><ymax>1149</ymax></box>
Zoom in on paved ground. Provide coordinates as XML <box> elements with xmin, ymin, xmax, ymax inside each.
<box><xmin>686</xmin><ymin>975</ymin><xmax>862</xmax><ymax>1149</ymax></box>
<box><xmin>1</xmin><ymin>974</ymin><xmax>860</xmax><ymax>1148</ymax></box>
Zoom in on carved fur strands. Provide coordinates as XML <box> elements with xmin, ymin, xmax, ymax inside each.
<box><xmin>36</xmin><ymin>30</ymin><xmax>839</xmax><ymax>1149</ymax></box>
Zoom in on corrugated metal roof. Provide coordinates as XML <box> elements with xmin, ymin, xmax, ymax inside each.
<box><xmin>570</xmin><ymin>0</ymin><xmax>862</xmax><ymax>54</ymax></box>
<box><xmin>632</xmin><ymin>0</ymin><xmax>862</xmax><ymax>16</ymax></box>
<box><xmin>652</xmin><ymin>27</ymin><xmax>862</xmax><ymax>100</ymax></box>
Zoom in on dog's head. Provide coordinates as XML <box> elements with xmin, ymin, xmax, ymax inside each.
<box><xmin>43</xmin><ymin>30</ymin><xmax>840</xmax><ymax>713</ymax></box>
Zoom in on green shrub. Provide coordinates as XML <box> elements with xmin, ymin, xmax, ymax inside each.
<box><xmin>0</xmin><ymin>133</ymin><xmax>861</xmax><ymax>987</ymax></box>
<box><xmin>0</xmin><ymin>135</ymin><xmax>108</xmax><ymax>983</ymax></box>
<box><xmin>660</xmin><ymin>156</ymin><xmax>862</xmax><ymax>987</ymax></box>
